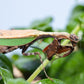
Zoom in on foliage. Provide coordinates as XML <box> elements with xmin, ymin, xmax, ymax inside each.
<box><xmin>0</xmin><ymin>54</ymin><xmax>12</xmax><ymax>73</ymax></box>
<box><xmin>7</xmin><ymin>78</ymin><xmax>30</xmax><ymax>84</ymax></box>
<box><xmin>12</xmin><ymin>17</ymin><xmax>54</xmax><ymax>32</ymax></box>
<box><xmin>35</xmin><ymin>78</ymin><xmax>65</xmax><ymax>84</ymax></box>
<box><xmin>0</xmin><ymin>67</ymin><xmax>13</xmax><ymax>84</ymax></box>
<box><xmin>66</xmin><ymin>5</ymin><xmax>84</xmax><ymax>32</ymax></box>
<box><xmin>0</xmin><ymin>37</ymin><xmax>35</xmax><ymax>46</ymax></box>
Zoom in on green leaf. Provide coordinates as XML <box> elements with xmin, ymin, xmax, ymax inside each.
<box><xmin>7</xmin><ymin>78</ymin><xmax>30</xmax><ymax>84</ymax></box>
<box><xmin>0</xmin><ymin>67</ymin><xmax>13</xmax><ymax>84</ymax></box>
<box><xmin>28</xmin><ymin>17</ymin><xmax>53</xmax><ymax>32</ymax></box>
<box><xmin>11</xmin><ymin>17</ymin><xmax>53</xmax><ymax>32</ymax></box>
<box><xmin>0</xmin><ymin>79</ymin><xmax>4</xmax><ymax>84</ymax></box>
<box><xmin>30</xmin><ymin>17</ymin><xmax>53</xmax><ymax>27</ymax></box>
<box><xmin>47</xmin><ymin>57</ymin><xmax>65</xmax><ymax>78</ymax></box>
<box><xmin>14</xmin><ymin>57</ymin><xmax>41</xmax><ymax>73</ymax></box>
<box><xmin>65</xmin><ymin>72</ymin><xmax>84</xmax><ymax>84</ymax></box>
<box><xmin>66</xmin><ymin>5</ymin><xmax>84</xmax><ymax>32</ymax></box>
<box><xmin>0</xmin><ymin>54</ymin><xmax>13</xmax><ymax>73</ymax></box>
<box><xmin>35</xmin><ymin>78</ymin><xmax>65</xmax><ymax>84</ymax></box>
<box><xmin>72</xmin><ymin>5</ymin><xmax>84</xmax><ymax>14</ymax></box>
<box><xmin>47</xmin><ymin>50</ymin><xmax>84</xmax><ymax>84</ymax></box>
<box><xmin>31</xmin><ymin>25</ymin><xmax>53</xmax><ymax>32</ymax></box>
<box><xmin>78</xmin><ymin>33</ymin><xmax>84</xmax><ymax>49</ymax></box>
<box><xmin>58</xmin><ymin>50</ymin><xmax>84</xmax><ymax>79</ymax></box>
<box><xmin>0</xmin><ymin>54</ymin><xmax>13</xmax><ymax>84</ymax></box>
<box><xmin>11</xmin><ymin>54</ymin><xmax>20</xmax><ymax>62</ymax></box>
<box><xmin>0</xmin><ymin>37</ymin><xmax>35</xmax><ymax>46</ymax></box>
<box><xmin>13</xmin><ymin>53</ymin><xmax>42</xmax><ymax>78</ymax></box>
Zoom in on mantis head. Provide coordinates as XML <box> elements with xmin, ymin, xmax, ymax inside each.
<box><xmin>70</xmin><ymin>34</ymin><xmax>79</xmax><ymax>47</ymax></box>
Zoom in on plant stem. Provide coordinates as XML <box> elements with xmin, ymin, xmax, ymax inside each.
<box><xmin>27</xmin><ymin>59</ymin><xmax>49</xmax><ymax>82</ymax></box>
<box><xmin>27</xmin><ymin>24</ymin><xmax>80</xmax><ymax>82</ymax></box>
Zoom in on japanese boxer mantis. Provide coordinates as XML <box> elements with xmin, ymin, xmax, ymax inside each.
<box><xmin>0</xmin><ymin>29</ymin><xmax>79</xmax><ymax>81</ymax></box>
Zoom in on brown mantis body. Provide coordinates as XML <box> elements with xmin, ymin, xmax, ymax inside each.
<box><xmin>20</xmin><ymin>33</ymin><xmax>78</xmax><ymax>80</ymax></box>
<box><xmin>21</xmin><ymin>34</ymin><xmax>78</xmax><ymax>60</ymax></box>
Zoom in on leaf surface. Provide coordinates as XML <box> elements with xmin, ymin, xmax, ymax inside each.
<box><xmin>35</xmin><ymin>78</ymin><xmax>65</xmax><ymax>84</ymax></box>
<box><xmin>7</xmin><ymin>78</ymin><xmax>30</xmax><ymax>84</ymax></box>
<box><xmin>0</xmin><ymin>37</ymin><xmax>35</xmax><ymax>46</ymax></box>
<box><xmin>0</xmin><ymin>67</ymin><xmax>13</xmax><ymax>84</ymax></box>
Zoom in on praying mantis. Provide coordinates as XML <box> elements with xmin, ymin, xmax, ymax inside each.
<box><xmin>0</xmin><ymin>29</ymin><xmax>79</xmax><ymax>80</ymax></box>
<box><xmin>0</xmin><ymin>29</ymin><xmax>78</xmax><ymax>59</ymax></box>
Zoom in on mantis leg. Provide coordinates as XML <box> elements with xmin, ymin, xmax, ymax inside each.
<box><xmin>0</xmin><ymin>46</ymin><xmax>18</xmax><ymax>54</ymax></box>
<box><xmin>20</xmin><ymin>35</ymin><xmax>55</xmax><ymax>53</ymax></box>
<box><xmin>56</xmin><ymin>46</ymin><xmax>74</xmax><ymax>58</ymax></box>
<box><xmin>23</xmin><ymin>52</ymin><xmax>53</xmax><ymax>81</ymax></box>
<box><xmin>51</xmin><ymin>46</ymin><xmax>74</xmax><ymax>64</ymax></box>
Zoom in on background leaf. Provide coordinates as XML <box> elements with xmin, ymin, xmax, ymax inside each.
<box><xmin>0</xmin><ymin>54</ymin><xmax>13</xmax><ymax>73</ymax></box>
<box><xmin>7</xmin><ymin>78</ymin><xmax>30</xmax><ymax>84</ymax></box>
<box><xmin>35</xmin><ymin>78</ymin><xmax>65</xmax><ymax>84</ymax></box>
<box><xmin>11</xmin><ymin>17</ymin><xmax>54</xmax><ymax>32</ymax></box>
<box><xmin>0</xmin><ymin>67</ymin><xmax>13</xmax><ymax>84</ymax></box>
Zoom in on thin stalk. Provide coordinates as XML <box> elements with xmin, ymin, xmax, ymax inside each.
<box><xmin>27</xmin><ymin>59</ymin><xmax>49</xmax><ymax>82</ymax></box>
<box><xmin>27</xmin><ymin>24</ymin><xmax>80</xmax><ymax>82</ymax></box>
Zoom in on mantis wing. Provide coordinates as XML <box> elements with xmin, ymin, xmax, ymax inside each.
<box><xmin>0</xmin><ymin>29</ymin><xmax>70</xmax><ymax>46</ymax></box>
<box><xmin>0</xmin><ymin>29</ymin><xmax>40</xmax><ymax>46</ymax></box>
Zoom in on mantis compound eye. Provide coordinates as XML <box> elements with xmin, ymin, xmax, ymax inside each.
<box><xmin>70</xmin><ymin>34</ymin><xmax>79</xmax><ymax>47</ymax></box>
<box><xmin>70</xmin><ymin>34</ymin><xmax>79</xmax><ymax>43</ymax></box>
